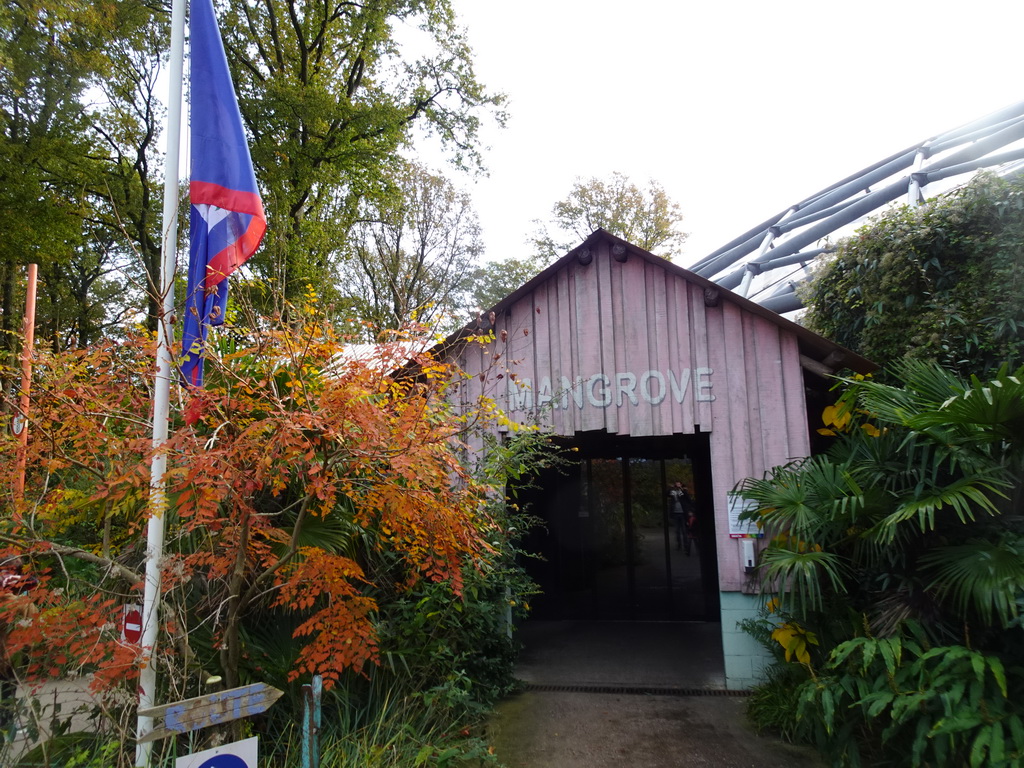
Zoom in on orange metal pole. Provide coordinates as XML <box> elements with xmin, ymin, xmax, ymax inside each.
<box><xmin>13</xmin><ymin>263</ymin><xmax>38</xmax><ymax>508</ymax></box>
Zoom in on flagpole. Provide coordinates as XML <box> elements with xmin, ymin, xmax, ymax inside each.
<box><xmin>136</xmin><ymin>0</ymin><xmax>186</xmax><ymax>760</ymax></box>
<box><xmin>13</xmin><ymin>262</ymin><xmax>38</xmax><ymax>512</ymax></box>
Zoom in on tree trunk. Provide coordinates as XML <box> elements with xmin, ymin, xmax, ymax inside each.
<box><xmin>220</xmin><ymin>513</ymin><xmax>251</xmax><ymax>691</ymax></box>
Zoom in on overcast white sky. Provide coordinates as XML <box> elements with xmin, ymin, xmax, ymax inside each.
<box><xmin>442</xmin><ymin>0</ymin><xmax>1024</xmax><ymax>268</ymax></box>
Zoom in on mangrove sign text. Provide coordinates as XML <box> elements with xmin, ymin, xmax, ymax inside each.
<box><xmin>506</xmin><ymin>367</ymin><xmax>715</xmax><ymax>412</ymax></box>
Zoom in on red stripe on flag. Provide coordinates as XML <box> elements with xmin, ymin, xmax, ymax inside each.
<box><xmin>204</xmin><ymin>218</ymin><xmax>267</xmax><ymax>288</ymax></box>
<box><xmin>191</xmin><ymin>180</ymin><xmax>266</xmax><ymax>218</ymax></box>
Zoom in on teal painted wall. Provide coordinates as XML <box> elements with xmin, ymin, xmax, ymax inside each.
<box><xmin>719</xmin><ymin>591</ymin><xmax>772</xmax><ymax>690</ymax></box>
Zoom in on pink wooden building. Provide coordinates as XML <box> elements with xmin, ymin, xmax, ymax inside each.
<box><xmin>446</xmin><ymin>230</ymin><xmax>873</xmax><ymax>688</ymax></box>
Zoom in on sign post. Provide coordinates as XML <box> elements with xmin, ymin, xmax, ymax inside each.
<box><xmin>300</xmin><ymin>675</ymin><xmax>322</xmax><ymax>768</ymax></box>
<box><xmin>13</xmin><ymin>262</ymin><xmax>37</xmax><ymax>508</ymax></box>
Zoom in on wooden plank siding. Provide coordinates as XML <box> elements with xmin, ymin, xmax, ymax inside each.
<box><xmin>551</xmin><ymin>267</ymin><xmax>570</xmax><ymax>434</ymax></box>
<box><xmin>596</xmin><ymin>242</ymin><xmax>618</xmax><ymax>434</ymax></box>
<box><xmin>532</xmin><ymin>281</ymin><xmax>552</xmax><ymax>419</ymax></box>
<box><xmin>621</xmin><ymin>250</ymin><xmax>652</xmax><ymax>436</ymax></box>
<box><xmin>781</xmin><ymin>331</ymin><xmax>812</xmax><ymax>461</ymax></box>
<box><xmin>689</xmin><ymin>281</ymin><xmax>713</xmax><ymax>430</ymax></box>
<box><xmin>667</xmin><ymin>276</ymin><xmax>694</xmax><ymax>433</ymax></box>
<box><xmin>576</xmin><ymin>252</ymin><xmax>605</xmax><ymax>433</ymax></box>
<box><xmin>647</xmin><ymin>265</ymin><xmax>670</xmax><ymax>437</ymax></box>
<box><xmin>450</xmin><ymin>232</ymin><xmax>864</xmax><ymax>593</ymax></box>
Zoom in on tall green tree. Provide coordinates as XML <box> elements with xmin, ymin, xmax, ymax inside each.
<box><xmin>0</xmin><ymin>0</ymin><xmax>96</xmax><ymax>372</ymax></box>
<box><xmin>86</xmin><ymin>14</ymin><xmax>169</xmax><ymax>334</ymax></box>
<box><xmin>0</xmin><ymin>0</ymin><xmax>157</xmax><ymax>369</ymax></box>
<box><xmin>0</xmin><ymin>0</ymin><xmax>506</xmax><ymax>393</ymax></box>
<box><xmin>532</xmin><ymin>171</ymin><xmax>686</xmax><ymax>262</ymax></box>
<box><xmin>459</xmin><ymin>254</ymin><xmax>539</xmax><ymax>314</ymax></box>
<box><xmin>341</xmin><ymin>161</ymin><xmax>482</xmax><ymax>334</ymax></box>
<box><xmin>802</xmin><ymin>173</ymin><xmax>1024</xmax><ymax>376</ymax></box>
<box><xmin>221</xmin><ymin>0</ymin><xmax>505</xmax><ymax>307</ymax></box>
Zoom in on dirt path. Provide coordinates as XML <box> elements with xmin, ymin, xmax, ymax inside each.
<box><xmin>487</xmin><ymin>690</ymin><xmax>821</xmax><ymax>768</ymax></box>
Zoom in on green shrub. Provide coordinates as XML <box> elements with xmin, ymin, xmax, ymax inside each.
<box><xmin>739</xmin><ymin>361</ymin><xmax>1024</xmax><ymax>766</ymax></box>
<box><xmin>803</xmin><ymin>173</ymin><xmax>1024</xmax><ymax>376</ymax></box>
<box><xmin>745</xmin><ymin>662</ymin><xmax>813</xmax><ymax>744</ymax></box>
<box><xmin>799</xmin><ymin>630</ymin><xmax>1024</xmax><ymax>768</ymax></box>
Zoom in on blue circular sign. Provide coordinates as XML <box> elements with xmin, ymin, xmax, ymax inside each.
<box><xmin>197</xmin><ymin>756</ymin><xmax>249</xmax><ymax>768</ymax></box>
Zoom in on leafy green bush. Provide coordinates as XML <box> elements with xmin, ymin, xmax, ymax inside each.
<box><xmin>799</xmin><ymin>629</ymin><xmax>1024</xmax><ymax>768</ymax></box>
<box><xmin>250</xmin><ymin>427</ymin><xmax>554</xmax><ymax>766</ymax></box>
<box><xmin>254</xmin><ymin>676</ymin><xmax>500</xmax><ymax>768</ymax></box>
<box><xmin>743</xmin><ymin>652</ymin><xmax>813</xmax><ymax>744</ymax></box>
<box><xmin>803</xmin><ymin>173</ymin><xmax>1024</xmax><ymax>376</ymax></box>
<box><xmin>739</xmin><ymin>361</ymin><xmax>1024</xmax><ymax>766</ymax></box>
<box><xmin>14</xmin><ymin>734</ymin><xmax>122</xmax><ymax>768</ymax></box>
<box><xmin>372</xmin><ymin>559</ymin><xmax>528</xmax><ymax>717</ymax></box>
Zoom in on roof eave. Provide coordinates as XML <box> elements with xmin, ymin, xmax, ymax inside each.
<box><xmin>439</xmin><ymin>229</ymin><xmax>877</xmax><ymax>376</ymax></box>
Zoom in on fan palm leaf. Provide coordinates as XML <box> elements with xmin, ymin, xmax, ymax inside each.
<box><xmin>908</xmin><ymin>365</ymin><xmax>1024</xmax><ymax>450</ymax></box>
<box><xmin>760</xmin><ymin>545</ymin><xmax>847</xmax><ymax>618</ymax></box>
<box><xmin>736</xmin><ymin>456</ymin><xmax>864</xmax><ymax>540</ymax></box>
<box><xmin>273</xmin><ymin>494</ymin><xmax>361</xmax><ymax>560</ymax></box>
<box><xmin>845</xmin><ymin>358</ymin><xmax>965</xmax><ymax>427</ymax></box>
<box><xmin>870</xmin><ymin>473</ymin><xmax>1009</xmax><ymax>543</ymax></box>
<box><xmin>918</xmin><ymin>536</ymin><xmax>1024</xmax><ymax>627</ymax></box>
<box><xmin>747</xmin><ymin>359</ymin><xmax>1024</xmax><ymax>643</ymax></box>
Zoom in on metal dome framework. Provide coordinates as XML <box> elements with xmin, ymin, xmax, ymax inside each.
<box><xmin>692</xmin><ymin>100</ymin><xmax>1024</xmax><ymax>313</ymax></box>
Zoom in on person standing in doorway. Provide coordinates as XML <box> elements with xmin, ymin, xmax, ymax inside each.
<box><xmin>667</xmin><ymin>482</ymin><xmax>691</xmax><ymax>551</ymax></box>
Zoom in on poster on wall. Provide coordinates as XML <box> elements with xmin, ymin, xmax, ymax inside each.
<box><xmin>727</xmin><ymin>493</ymin><xmax>763</xmax><ymax>539</ymax></box>
<box><xmin>177</xmin><ymin>736</ymin><xmax>258</xmax><ymax>768</ymax></box>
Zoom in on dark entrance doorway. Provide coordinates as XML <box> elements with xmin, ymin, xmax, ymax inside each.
<box><xmin>519</xmin><ymin>433</ymin><xmax>719</xmax><ymax>621</ymax></box>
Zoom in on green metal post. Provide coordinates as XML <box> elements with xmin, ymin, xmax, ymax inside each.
<box><xmin>300</xmin><ymin>675</ymin><xmax>322</xmax><ymax>768</ymax></box>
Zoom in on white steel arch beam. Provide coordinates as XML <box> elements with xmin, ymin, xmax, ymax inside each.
<box><xmin>695</xmin><ymin>100</ymin><xmax>1024</xmax><ymax>309</ymax></box>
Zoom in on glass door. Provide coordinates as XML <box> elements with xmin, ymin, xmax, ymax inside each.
<box><xmin>518</xmin><ymin>435</ymin><xmax>714</xmax><ymax>621</ymax></box>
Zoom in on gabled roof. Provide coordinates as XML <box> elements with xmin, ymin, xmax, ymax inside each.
<box><xmin>444</xmin><ymin>229</ymin><xmax>875</xmax><ymax>376</ymax></box>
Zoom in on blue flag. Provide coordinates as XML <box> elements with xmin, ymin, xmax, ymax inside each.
<box><xmin>181</xmin><ymin>0</ymin><xmax>266</xmax><ymax>387</ymax></box>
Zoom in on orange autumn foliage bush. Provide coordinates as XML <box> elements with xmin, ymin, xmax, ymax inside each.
<box><xmin>0</xmin><ymin>309</ymin><xmax>498</xmax><ymax>695</ymax></box>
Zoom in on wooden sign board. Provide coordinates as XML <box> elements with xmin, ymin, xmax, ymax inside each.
<box><xmin>138</xmin><ymin>684</ymin><xmax>283</xmax><ymax>743</ymax></box>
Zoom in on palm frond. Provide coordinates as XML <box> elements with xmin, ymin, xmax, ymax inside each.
<box><xmin>277</xmin><ymin>495</ymin><xmax>360</xmax><ymax>559</ymax></box>
<box><xmin>889</xmin><ymin>358</ymin><xmax>969</xmax><ymax>410</ymax></box>
<box><xmin>868</xmin><ymin>588</ymin><xmax>917</xmax><ymax>638</ymax></box>
<box><xmin>919</xmin><ymin>536</ymin><xmax>1024</xmax><ymax>627</ymax></box>
<box><xmin>908</xmin><ymin>365</ymin><xmax>1024</xmax><ymax>448</ymax></box>
<box><xmin>845</xmin><ymin>359</ymin><xmax>965</xmax><ymax>427</ymax></box>
<box><xmin>871</xmin><ymin>474</ymin><xmax>1009</xmax><ymax>542</ymax></box>
<box><xmin>736</xmin><ymin>456</ymin><xmax>864</xmax><ymax>540</ymax></box>
<box><xmin>760</xmin><ymin>545</ymin><xmax>847</xmax><ymax>618</ymax></box>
